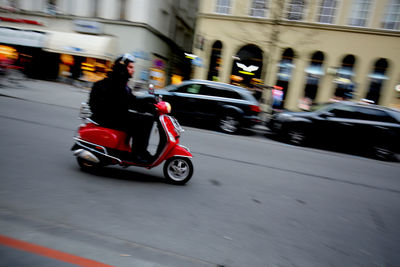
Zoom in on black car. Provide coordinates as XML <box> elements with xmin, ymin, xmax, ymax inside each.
<box><xmin>267</xmin><ymin>101</ymin><xmax>400</xmax><ymax>160</ymax></box>
<box><xmin>153</xmin><ymin>80</ymin><xmax>261</xmax><ymax>134</ymax></box>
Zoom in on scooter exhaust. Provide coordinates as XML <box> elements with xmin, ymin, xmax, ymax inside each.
<box><xmin>73</xmin><ymin>149</ymin><xmax>100</xmax><ymax>163</ymax></box>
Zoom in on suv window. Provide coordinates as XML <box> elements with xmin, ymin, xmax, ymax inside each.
<box><xmin>220</xmin><ymin>88</ymin><xmax>243</xmax><ymax>99</ymax></box>
<box><xmin>356</xmin><ymin>107</ymin><xmax>396</xmax><ymax>123</ymax></box>
<box><xmin>200</xmin><ymin>86</ymin><xmax>242</xmax><ymax>99</ymax></box>
<box><xmin>328</xmin><ymin>105</ymin><xmax>357</xmax><ymax>119</ymax></box>
<box><xmin>176</xmin><ymin>84</ymin><xmax>201</xmax><ymax>94</ymax></box>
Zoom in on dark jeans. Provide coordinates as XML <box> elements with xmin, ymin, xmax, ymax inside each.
<box><xmin>128</xmin><ymin>113</ymin><xmax>154</xmax><ymax>159</ymax></box>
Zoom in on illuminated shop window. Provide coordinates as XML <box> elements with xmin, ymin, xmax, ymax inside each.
<box><xmin>216</xmin><ymin>0</ymin><xmax>231</xmax><ymax>14</ymax></box>
<box><xmin>333</xmin><ymin>55</ymin><xmax>356</xmax><ymax>100</ymax></box>
<box><xmin>250</xmin><ymin>0</ymin><xmax>268</xmax><ymax>18</ymax></box>
<box><xmin>348</xmin><ymin>0</ymin><xmax>372</xmax><ymax>27</ymax></box>
<box><xmin>207</xmin><ymin>41</ymin><xmax>223</xmax><ymax>81</ymax></box>
<box><xmin>382</xmin><ymin>0</ymin><xmax>400</xmax><ymax>30</ymax></box>
<box><xmin>317</xmin><ymin>0</ymin><xmax>338</xmax><ymax>24</ymax></box>
<box><xmin>366</xmin><ymin>58</ymin><xmax>389</xmax><ymax>104</ymax></box>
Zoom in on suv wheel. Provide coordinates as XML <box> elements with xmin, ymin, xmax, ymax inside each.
<box><xmin>286</xmin><ymin>127</ymin><xmax>307</xmax><ymax>146</ymax></box>
<box><xmin>219</xmin><ymin>114</ymin><xmax>240</xmax><ymax>134</ymax></box>
<box><xmin>372</xmin><ymin>143</ymin><xmax>396</xmax><ymax>161</ymax></box>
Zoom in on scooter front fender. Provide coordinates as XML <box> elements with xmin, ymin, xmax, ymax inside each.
<box><xmin>165</xmin><ymin>144</ymin><xmax>192</xmax><ymax>159</ymax></box>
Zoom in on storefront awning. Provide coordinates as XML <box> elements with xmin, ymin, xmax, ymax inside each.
<box><xmin>43</xmin><ymin>31</ymin><xmax>116</xmax><ymax>60</ymax></box>
<box><xmin>0</xmin><ymin>27</ymin><xmax>46</xmax><ymax>47</ymax></box>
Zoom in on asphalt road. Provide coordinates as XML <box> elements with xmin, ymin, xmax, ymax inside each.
<box><xmin>0</xmin><ymin>95</ymin><xmax>400</xmax><ymax>267</ymax></box>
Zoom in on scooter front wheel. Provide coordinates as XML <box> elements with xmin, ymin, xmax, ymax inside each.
<box><xmin>163</xmin><ymin>157</ymin><xmax>193</xmax><ymax>185</ymax></box>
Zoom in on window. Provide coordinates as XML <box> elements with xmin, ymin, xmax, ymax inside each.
<box><xmin>250</xmin><ymin>0</ymin><xmax>268</xmax><ymax>17</ymax></box>
<box><xmin>286</xmin><ymin>0</ymin><xmax>306</xmax><ymax>21</ymax></box>
<box><xmin>328</xmin><ymin>105</ymin><xmax>357</xmax><ymax>119</ymax></box>
<box><xmin>178</xmin><ymin>84</ymin><xmax>201</xmax><ymax>94</ymax></box>
<box><xmin>348</xmin><ymin>0</ymin><xmax>373</xmax><ymax>27</ymax></box>
<box><xmin>200</xmin><ymin>86</ymin><xmax>242</xmax><ymax>99</ymax></box>
<box><xmin>317</xmin><ymin>0</ymin><xmax>338</xmax><ymax>24</ymax></box>
<box><xmin>356</xmin><ymin>107</ymin><xmax>396</xmax><ymax>123</ymax></box>
<box><xmin>216</xmin><ymin>0</ymin><xmax>231</xmax><ymax>14</ymax></box>
<box><xmin>382</xmin><ymin>0</ymin><xmax>400</xmax><ymax>30</ymax></box>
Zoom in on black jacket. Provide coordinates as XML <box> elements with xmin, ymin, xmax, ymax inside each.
<box><xmin>89</xmin><ymin>76</ymin><xmax>135</xmax><ymax>129</ymax></box>
<box><xmin>89</xmin><ymin>76</ymin><xmax>156</xmax><ymax>130</ymax></box>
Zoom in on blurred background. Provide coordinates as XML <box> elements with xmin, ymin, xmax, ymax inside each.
<box><xmin>1</xmin><ymin>0</ymin><xmax>399</xmax><ymax>112</ymax></box>
<box><xmin>1</xmin><ymin>1</ymin><xmax>400</xmax><ymax>266</ymax></box>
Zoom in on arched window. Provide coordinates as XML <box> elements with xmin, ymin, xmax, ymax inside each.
<box><xmin>207</xmin><ymin>41</ymin><xmax>223</xmax><ymax>81</ymax></box>
<box><xmin>333</xmin><ymin>55</ymin><xmax>356</xmax><ymax>100</ymax></box>
<box><xmin>230</xmin><ymin>44</ymin><xmax>263</xmax><ymax>87</ymax></box>
<box><xmin>302</xmin><ymin>51</ymin><xmax>324</xmax><ymax>108</ymax></box>
<box><xmin>366</xmin><ymin>58</ymin><xmax>389</xmax><ymax>104</ymax></box>
<box><xmin>274</xmin><ymin>48</ymin><xmax>296</xmax><ymax>109</ymax></box>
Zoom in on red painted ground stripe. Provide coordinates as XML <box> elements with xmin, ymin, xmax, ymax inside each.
<box><xmin>0</xmin><ymin>235</ymin><xmax>114</xmax><ymax>267</ymax></box>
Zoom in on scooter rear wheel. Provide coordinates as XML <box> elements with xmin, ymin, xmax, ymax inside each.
<box><xmin>163</xmin><ymin>157</ymin><xmax>193</xmax><ymax>185</ymax></box>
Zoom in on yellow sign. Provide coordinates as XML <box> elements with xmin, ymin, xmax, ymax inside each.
<box><xmin>149</xmin><ymin>68</ymin><xmax>165</xmax><ymax>88</ymax></box>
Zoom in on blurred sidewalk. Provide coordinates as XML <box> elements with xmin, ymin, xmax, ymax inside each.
<box><xmin>0</xmin><ymin>69</ymin><xmax>89</xmax><ymax>109</ymax></box>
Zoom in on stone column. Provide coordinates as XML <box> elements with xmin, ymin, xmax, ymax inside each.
<box><xmin>315</xmin><ymin>56</ymin><xmax>338</xmax><ymax>103</ymax></box>
<box><xmin>379</xmin><ymin>70</ymin><xmax>399</xmax><ymax>107</ymax></box>
<box><xmin>220</xmin><ymin>42</ymin><xmax>235</xmax><ymax>84</ymax></box>
<box><xmin>352</xmin><ymin>57</ymin><xmax>372</xmax><ymax>101</ymax></box>
<box><xmin>285</xmin><ymin>54</ymin><xmax>308</xmax><ymax>110</ymax></box>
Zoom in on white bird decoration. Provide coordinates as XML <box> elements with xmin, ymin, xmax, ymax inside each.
<box><xmin>236</xmin><ymin>63</ymin><xmax>259</xmax><ymax>72</ymax></box>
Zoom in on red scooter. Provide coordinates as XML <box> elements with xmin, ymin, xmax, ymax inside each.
<box><xmin>71</xmin><ymin>95</ymin><xmax>194</xmax><ymax>185</ymax></box>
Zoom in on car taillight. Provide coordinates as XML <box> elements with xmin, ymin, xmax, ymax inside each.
<box><xmin>250</xmin><ymin>105</ymin><xmax>261</xmax><ymax>113</ymax></box>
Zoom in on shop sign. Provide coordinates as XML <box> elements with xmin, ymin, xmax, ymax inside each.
<box><xmin>149</xmin><ymin>68</ymin><xmax>165</xmax><ymax>89</ymax></box>
<box><xmin>74</xmin><ymin>20</ymin><xmax>103</xmax><ymax>35</ymax></box>
<box><xmin>237</xmin><ymin>62</ymin><xmax>259</xmax><ymax>75</ymax></box>
<box><xmin>153</xmin><ymin>59</ymin><xmax>165</xmax><ymax>69</ymax></box>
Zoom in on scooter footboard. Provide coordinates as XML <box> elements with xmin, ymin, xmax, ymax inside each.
<box><xmin>165</xmin><ymin>145</ymin><xmax>192</xmax><ymax>159</ymax></box>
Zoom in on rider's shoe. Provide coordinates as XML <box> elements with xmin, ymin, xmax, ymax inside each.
<box><xmin>131</xmin><ymin>154</ymin><xmax>149</xmax><ymax>164</ymax></box>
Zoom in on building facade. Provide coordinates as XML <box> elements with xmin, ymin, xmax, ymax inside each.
<box><xmin>192</xmin><ymin>0</ymin><xmax>400</xmax><ymax>110</ymax></box>
<box><xmin>0</xmin><ymin>0</ymin><xmax>199</xmax><ymax>87</ymax></box>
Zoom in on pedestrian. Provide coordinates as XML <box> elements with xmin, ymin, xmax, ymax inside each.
<box><xmin>88</xmin><ymin>53</ymin><xmax>155</xmax><ymax>163</ymax></box>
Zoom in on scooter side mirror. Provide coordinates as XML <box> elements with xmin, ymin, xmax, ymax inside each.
<box><xmin>148</xmin><ymin>84</ymin><xmax>154</xmax><ymax>95</ymax></box>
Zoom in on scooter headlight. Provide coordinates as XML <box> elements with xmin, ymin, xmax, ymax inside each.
<box><xmin>155</xmin><ymin>101</ymin><xmax>172</xmax><ymax>114</ymax></box>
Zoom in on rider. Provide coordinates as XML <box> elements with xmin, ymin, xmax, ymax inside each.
<box><xmin>89</xmin><ymin>53</ymin><xmax>155</xmax><ymax>162</ymax></box>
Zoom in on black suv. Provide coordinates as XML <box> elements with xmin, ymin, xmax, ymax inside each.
<box><xmin>267</xmin><ymin>101</ymin><xmax>400</xmax><ymax>160</ymax></box>
<box><xmin>154</xmin><ymin>80</ymin><xmax>261</xmax><ymax>134</ymax></box>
